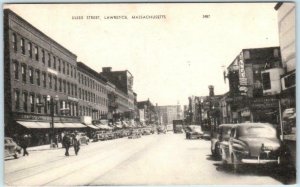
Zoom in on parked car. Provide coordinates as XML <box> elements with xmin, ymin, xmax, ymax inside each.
<box><xmin>128</xmin><ymin>129</ymin><xmax>141</xmax><ymax>139</ymax></box>
<box><xmin>220</xmin><ymin>123</ymin><xmax>284</xmax><ymax>172</ymax></box>
<box><xmin>77</xmin><ymin>133</ymin><xmax>89</xmax><ymax>145</ymax></box>
<box><xmin>142</xmin><ymin>128</ymin><xmax>152</xmax><ymax>135</ymax></box>
<box><xmin>185</xmin><ymin>125</ymin><xmax>203</xmax><ymax>139</ymax></box>
<box><xmin>211</xmin><ymin>124</ymin><xmax>234</xmax><ymax>159</ymax></box>
<box><xmin>5</xmin><ymin>137</ymin><xmax>21</xmax><ymax>159</ymax></box>
<box><xmin>157</xmin><ymin>126</ymin><xmax>166</xmax><ymax>134</ymax></box>
<box><xmin>93</xmin><ymin>131</ymin><xmax>107</xmax><ymax>141</ymax></box>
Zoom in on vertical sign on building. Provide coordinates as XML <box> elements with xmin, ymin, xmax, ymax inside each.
<box><xmin>238</xmin><ymin>52</ymin><xmax>248</xmax><ymax>95</ymax></box>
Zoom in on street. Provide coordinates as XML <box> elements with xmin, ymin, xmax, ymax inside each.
<box><xmin>5</xmin><ymin>132</ymin><xmax>293</xmax><ymax>186</ymax></box>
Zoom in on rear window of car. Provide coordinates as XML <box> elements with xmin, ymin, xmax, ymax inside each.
<box><xmin>238</xmin><ymin>126</ymin><xmax>276</xmax><ymax>138</ymax></box>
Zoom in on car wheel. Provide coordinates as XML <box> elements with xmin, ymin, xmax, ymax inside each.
<box><xmin>232</xmin><ymin>154</ymin><xmax>240</xmax><ymax>173</ymax></box>
<box><xmin>14</xmin><ymin>153</ymin><xmax>19</xmax><ymax>159</ymax></box>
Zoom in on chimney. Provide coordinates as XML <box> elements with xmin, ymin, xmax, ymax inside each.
<box><xmin>102</xmin><ymin>67</ymin><xmax>112</xmax><ymax>73</ymax></box>
<box><xmin>208</xmin><ymin>85</ymin><xmax>214</xmax><ymax>97</ymax></box>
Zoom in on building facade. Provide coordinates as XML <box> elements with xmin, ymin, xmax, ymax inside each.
<box><xmin>77</xmin><ymin>62</ymin><xmax>108</xmax><ymax>121</ymax></box>
<box><xmin>157</xmin><ymin>105</ymin><xmax>181</xmax><ymax>125</ymax></box>
<box><xmin>4</xmin><ymin>9</ymin><xmax>82</xmax><ymax>144</ymax></box>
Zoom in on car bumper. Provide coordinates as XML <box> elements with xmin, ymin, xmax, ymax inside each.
<box><xmin>241</xmin><ymin>157</ymin><xmax>280</xmax><ymax>164</ymax></box>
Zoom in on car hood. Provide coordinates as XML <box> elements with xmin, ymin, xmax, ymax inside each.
<box><xmin>239</xmin><ymin>137</ymin><xmax>281</xmax><ymax>157</ymax></box>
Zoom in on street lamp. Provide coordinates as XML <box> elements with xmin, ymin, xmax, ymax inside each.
<box><xmin>47</xmin><ymin>95</ymin><xmax>59</xmax><ymax>148</ymax></box>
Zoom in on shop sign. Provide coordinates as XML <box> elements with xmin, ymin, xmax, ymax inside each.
<box><xmin>250</xmin><ymin>97</ymin><xmax>278</xmax><ymax>109</ymax></box>
<box><xmin>14</xmin><ymin>112</ymin><xmax>80</xmax><ymax>122</ymax></box>
<box><xmin>241</xmin><ymin>109</ymin><xmax>251</xmax><ymax>117</ymax></box>
<box><xmin>238</xmin><ymin>52</ymin><xmax>248</xmax><ymax>88</ymax></box>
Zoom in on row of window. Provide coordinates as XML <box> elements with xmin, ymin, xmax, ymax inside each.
<box><xmin>78</xmin><ymin>88</ymin><xmax>108</xmax><ymax>106</ymax></box>
<box><xmin>14</xmin><ymin>89</ymin><xmax>107</xmax><ymax>119</ymax></box>
<box><xmin>12</xmin><ymin>32</ymin><xmax>76</xmax><ymax>78</ymax></box>
<box><xmin>78</xmin><ymin>72</ymin><xmax>107</xmax><ymax>94</ymax></box>
<box><xmin>13</xmin><ymin>61</ymin><xmax>78</xmax><ymax>97</ymax></box>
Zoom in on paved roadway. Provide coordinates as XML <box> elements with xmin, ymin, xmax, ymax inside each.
<box><xmin>4</xmin><ymin>132</ymin><xmax>294</xmax><ymax>186</ymax></box>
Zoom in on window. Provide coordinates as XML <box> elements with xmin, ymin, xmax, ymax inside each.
<box><xmin>12</xmin><ymin>33</ymin><xmax>17</xmax><ymax>52</ymax></box>
<box><xmin>262</xmin><ymin>72</ymin><xmax>271</xmax><ymax>90</ymax></box>
<box><xmin>13</xmin><ymin>61</ymin><xmax>19</xmax><ymax>80</ymax></box>
<box><xmin>21</xmin><ymin>38</ymin><xmax>25</xmax><ymax>55</ymax></box>
<box><xmin>22</xmin><ymin>92</ymin><xmax>28</xmax><ymax>112</ymax></box>
<box><xmin>81</xmin><ymin>74</ymin><xmax>84</xmax><ymax>84</ymax></box>
<box><xmin>85</xmin><ymin>90</ymin><xmax>87</xmax><ymax>101</ymax></box>
<box><xmin>82</xmin><ymin>89</ymin><xmax>85</xmax><ymax>100</ymax></box>
<box><xmin>63</xmin><ymin>80</ymin><xmax>66</xmax><ymax>93</ymax></box>
<box><xmin>14</xmin><ymin>90</ymin><xmax>20</xmax><ymax>110</ymax></box>
<box><xmin>48</xmin><ymin>74</ymin><xmax>52</xmax><ymax>89</ymax></box>
<box><xmin>74</xmin><ymin>69</ymin><xmax>76</xmax><ymax>78</ymax></box>
<box><xmin>70</xmin><ymin>66</ymin><xmax>73</xmax><ymax>77</ymax></box>
<box><xmin>67</xmin><ymin>63</ymin><xmax>69</xmax><ymax>75</ymax></box>
<box><xmin>53</xmin><ymin>56</ymin><xmax>56</xmax><ymax>69</ymax></box>
<box><xmin>59</xmin><ymin>78</ymin><xmax>62</xmax><ymax>92</ymax></box>
<box><xmin>84</xmin><ymin>76</ymin><xmax>87</xmax><ymax>86</ymax></box>
<box><xmin>28</xmin><ymin>42</ymin><xmax>32</xmax><ymax>58</ymax></box>
<box><xmin>48</xmin><ymin>53</ymin><xmax>51</xmax><ymax>67</ymax></box>
<box><xmin>75</xmin><ymin>85</ymin><xmax>77</xmax><ymax>97</ymax></box>
<box><xmin>34</xmin><ymin>46</ymin><xmax>39</xmax><ymax>61</ymax></box>
<box><xmin>21</xmin><ymin>64</ymin><xmax>26</xmax><ymax>83</ymax></box>
<box><xmin>43</xmin><ymin>96</ymin><xmax>48</xmax><ymax>114</ymax></box>
<box><xmin>71</xmin><ymin>84</ymin><xmax>74</xmax><ymax>96</ymax></box>
<box><xmin>62</xmin><ymin>61</ymin><xmax>65</xmax><ymax>74</ymax></box>
<box><xmin>58</xmin><ymin>59</ymin><xmax>61</xmax><ymax>72</ymax></box>
<box><xmin>54</xmin><ymin>76</ymin><xmax>57</xmax><ymax>91</ymax></box>
<box><xmin>79</xmin><ymin>88</ymin><xmax>81</xmax><ymax>99</ymax></box>
<box><xmin>78</xmin><ymin>73</ymin><xmax>81</xmax><ymax>82</ymax></box>
<box><xmin>36</xmin><ymin>95</ymin><xmax>41</xmax><ymax>113</ymax></box>
<box><xmin>29</xmin><ymin>67</ymin><xmax>34</xmax><ymax>84</ymax></box>
<box><xmin>67</xmin><ymin>82</ymin><xmax>70</xmax><ymax>94</ymax></box>
<box><xmin>30</xmin><ymin>93</ymin><xmax>35</xmax><ymax>112</ymax></box>
<box><xmin>36</xmin><ymin>70</ymin><xmax>40</xmax><ymax>86</ymax></box>
<box><xmin>42</xmin><ymin>72</ymin><xmax>46</xmax><ymax>88</ymax></box>
<box><xmin>42</xmin><ymin>50</ymin><xmax>45</xmax><ymax>64</ymax></box>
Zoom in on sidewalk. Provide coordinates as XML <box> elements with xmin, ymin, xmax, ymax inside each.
<box><xmin>27</xmin><ymin>143</ymin><xmax>63</xmax><ymax>151</ymax></box>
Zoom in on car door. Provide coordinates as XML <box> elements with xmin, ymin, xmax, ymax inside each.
<box><xmin>228</xmin><ymin>127</ymin><xmax>237</xmax><ymax>163</ymax></box>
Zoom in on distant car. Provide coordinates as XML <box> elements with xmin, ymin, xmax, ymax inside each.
<box><xmin>77</xmin><ymin>133</ymin><xmax>89</xmax><ymax>145</ymax></box>
<box><xmin>185</xmin><ymin>125</ymin><xmax>203</xmax><ymax>139</ymax></box>
<box><xmin>211</xmin><ymin>124</ymin><xmax>234</xmax><ymax>159</ymax></box>
<box><xmin>142</xmin><ymin>128</ymin><xmax>152</xmax><ymax>135</ymax></box>
<box><xmin>93</xmin><ymin>131</ymin><xmax>107</xmax><ymax>141</ymax></box>
<box><xmin>5</xmin><ymin>137</ymin><xmax>21</xmax><ymax>159</ymax></box>
<box><xmin>221</xmin><ymin>123</ymin><xmax>284</xmax><ymax>172</ymax></box>
<box><xmin>128</xmin><ymin>129</ymin><xmax>141</xmax><ymax>139</ymax></box>
<box><xmin>157</xmin><ymin>126</ymin><xmax>166</xmax><ymax>134</ymax></box>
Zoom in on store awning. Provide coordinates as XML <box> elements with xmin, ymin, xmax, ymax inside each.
<box><xmin>17</xmin><ymin>121</ymin><xmax>86</xmax><ymax>129</ymax></box>
<box><xmin>85</xmin><ymin>124</ymin><xmax>100</xmax><ymax>129</ymax></box>
<box><xmin>17</xmin><ymin>121</ymin><xmax>50</xmax><ymax>128</ymax></box>
<box><xmin>97</xmin><ymin>124</ymin><xmax>112</xmax><ymax>130</ymax></box>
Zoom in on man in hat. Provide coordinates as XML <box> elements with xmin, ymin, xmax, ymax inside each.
<box><xmin>73</xmin><ymin>131</ymin><xmax>80</xmax><ymax>155</ymax></box>
<box><xmin>62</xmin><ymin>133</ymin><xmax>71</xmax><ymax>156</ymax></box>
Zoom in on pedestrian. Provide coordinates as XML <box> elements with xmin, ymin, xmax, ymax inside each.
<box><xmin>72</xmin><ymin>132</ymin><xmax>80</xmax><ymax>156</ymax></box>
<box><xmin>19</xmin><ymin>134</ymin><xmax>30</xmax><ymax>156</ymax></box>
<box><xmin>54</xmin><ymin>134</ymin><xmax>59</xmax><ymax>148</ymax></box>
<box><xmin>62</xmin><ymin>133</ymin><xmax>71</xmax><ymax>156</ymax></box>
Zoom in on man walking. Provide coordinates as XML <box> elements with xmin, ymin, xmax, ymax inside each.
<box><xmin>19</xmin><ymin>134</ymin><xmax>30</xmax><ymax>156</ymax></box>
<box><xmin>73</xmin><ymin>132</ymin><xmax>80</xmax><ymax>156</ymax></box>
<box><xmin>62</xmin><ymin>133</ymin><xmax>71</xmax><ymax>156</ymax></box>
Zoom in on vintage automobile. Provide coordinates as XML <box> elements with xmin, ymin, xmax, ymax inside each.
<box><xmin>157</xmin><ymin>126</ymin><xmax>167</xmax><ymax>134</ymax></box>
<box><xmin>142</xmin><ymin>128</ymin><xmax>152</xmax><ymax>135</ymax></box>
<box><xmin>220</xmin><ymin>123</ymin><xmax>283</xmax><ymax>172</ymax></box>
<box><xmin>185</xmin><ymin>125</ymin><xmax>203</xmax><ymax>139</ymax></box>
<box><xmin>93</xmin><ymin>131</ymin><xmax>107</xmax><ymax>141</ymax></box>
<box><xmin>77</xmin><ymin>133</ymin><xmax>89</xmax><ymax>145</ymax></box>
<box><xmin>128</xmin><ymin>129</ymin><xmax>142</xmax><ymax>139</ymax></box>
<box><xmin>211</xmin><ymin>124</ymin><xmax>234</xmax><ymax>159</ymax></box>
<box><xmin>106</xmin><ymin>131</ymin><xmax>115</xmax><ymax>140</ymax></box>
<box><xmin>5</xmin><ymin>137</ymin><xmax>21</xmax><ymax>159</ymax></box>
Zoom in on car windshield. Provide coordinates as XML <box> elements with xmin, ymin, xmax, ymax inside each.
<box><xmin>239</xmin><ymin>126</ymin><xmax>276</xmax><ymax>138</ymax></box>
<box><xmin>221</xmin><ymin>127</ymin><xmax>232</xmax><ymax>139</ymax></box>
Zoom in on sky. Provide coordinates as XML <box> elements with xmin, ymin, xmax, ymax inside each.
<box><xmin>4</xmin><ymin>3</ymin><xmax>280</xmax><ymax>106</ymax></box>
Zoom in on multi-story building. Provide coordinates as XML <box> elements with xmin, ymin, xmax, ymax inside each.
<box><xmin>100</xmin><ymin>67</ymin><xmax>135</xmax><ymax>118</ymax></box>
<box><xmin>157</xmin><ymin>105</ymin><xmax>181</xmax><ymax>125</ymax></box>
<box><xmin>4</xmin><ymin>9</ymin><xmax>83</xmax><ymax>144</ymax></box>
<box><xmin>225</xmin><ymin>47</ymin><xmax>282</xmax><ymax>124</ymax></box>
<box><xmin>77</xmin><ymin>62</ymin><xmax>108</xmax><ymax>121</ymax></box>
<box><xmin>137</xmin><ymin>99</ymin><xmax>158</xmax><ymax>124</ymax></box>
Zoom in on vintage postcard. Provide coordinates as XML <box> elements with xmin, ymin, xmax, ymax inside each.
<box><xmin>3</xmin><ymin>2</ymin><xmax>296</xmax><ymax>186</ymax></box>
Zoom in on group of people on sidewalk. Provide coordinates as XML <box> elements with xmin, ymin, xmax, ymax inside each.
<box><xmin>62</xmin><ymin>132</ymin><xmax>81</xmax><ymax>156</ymax></box>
